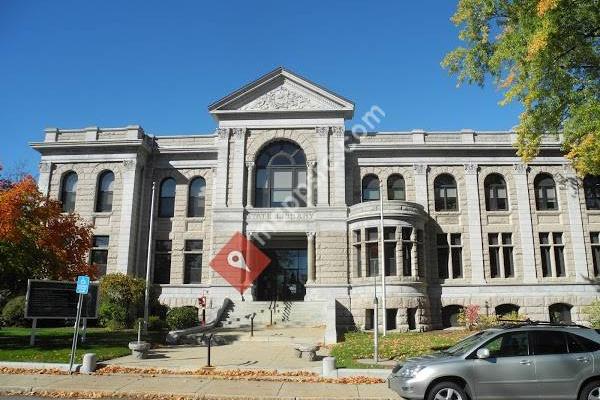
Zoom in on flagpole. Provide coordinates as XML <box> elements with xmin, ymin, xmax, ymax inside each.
<box><xmin>143</xmin><ymin>181</ymin><xmax>156</xmax><ymax>334</ymax></box>
<box><xmin>380</xmin><ymin>182</ymin><xmax>387</xmax><ymax>336</ymax></box>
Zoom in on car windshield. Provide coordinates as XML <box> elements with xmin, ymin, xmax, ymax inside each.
<box><xmin>444</xmin><ymin>330</ymin><xmax>498</xmax><ymax>355</ymax></box>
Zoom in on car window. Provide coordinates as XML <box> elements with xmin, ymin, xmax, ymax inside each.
<box><xmin>483</xmin><ymin>332</ymin><xmax>529</xmax><ymax>358</ymax></box>
<box><xmin>532</xmin><ymin>331</ymin><xmax>568</xmax><ymax>355</ymax></box>
<box><xmin>446</xmin><ymin>330</ymin><xmax>497</xmax><ymax>355</ymax></box>
<box><xmin>566</xmin><ymin>333</ymin><xmax>600</xmax><ymax>353</ymax></box>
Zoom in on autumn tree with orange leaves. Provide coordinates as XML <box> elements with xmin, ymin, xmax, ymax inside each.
<box><xmin>0</xmin><ymin>176</ymin><xmax>96</xmax><ymax>295</ymax></box>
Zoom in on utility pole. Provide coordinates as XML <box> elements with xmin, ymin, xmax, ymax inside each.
<box><xmin>380</xmin><ymin>181</ymin><xmax>387</xmax><ymax>336</ymax></box>
<box><xmin>143</xmin><ymin>181</ymin><xmax>156</xmax><ymax>333</ymax></box>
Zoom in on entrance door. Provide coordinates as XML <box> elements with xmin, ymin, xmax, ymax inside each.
<box><xmin>254</xmin><ymin>249</ymin><xmax>307</xmax><ymax>301</ymax></box>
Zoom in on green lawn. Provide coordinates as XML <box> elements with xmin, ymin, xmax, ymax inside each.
<box><xmin>330</xmin><ymin>330</ymin><xmax>471</xmax><ymax>369</ymax></box>
<box><xmin>0</xmin><ymin>327</ymin><xmax>166</xmax><ymax>364</ymax></box>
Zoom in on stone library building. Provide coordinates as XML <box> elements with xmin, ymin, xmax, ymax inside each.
<box><xmin>32</xmin><ymin>67</ymin><xmax>600</xmax><ymax>341</ymax></box>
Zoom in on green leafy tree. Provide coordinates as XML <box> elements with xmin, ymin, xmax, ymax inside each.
<box><xmin>443</xmin><ymin>0</ymin><xmax>600</xmax><ymax>175</ymax></box>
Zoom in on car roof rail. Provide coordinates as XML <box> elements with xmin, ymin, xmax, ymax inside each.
<box><xmin>496</xmin><ymin>318</ymin><xmax>589</xmax><ymax>329</ymax></box>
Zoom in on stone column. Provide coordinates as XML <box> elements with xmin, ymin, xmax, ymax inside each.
<box><xmin>230</xmin><ymin>128</ymin><xmax>246</xmax><ymax>207</ymax></box>
<box><xmin>315</xmin><ymin>127</ymin><xmax>330</xmax><ymax>207</ymax></box>
<box><xmin>214</xmin><ymin>128</ymin><xmax>230</xmax><ymax>207</ymax></box>
<box><xmin>307</xmin><ymin>160</ymin><xmax>316</xmax><ymax>207</ymax></box>
<box><xmin>513</xmin><ymin>163</ymin><xmax>538</xmax><ymax>283</ymax></box>
<box><xmin>562</xmin><ymin>165</ymin><xmax>588</xmax><ymax>281</ymax></box>
<box><xmin>395</xmin><ymin>227</ymin><xmax>403</xmax><ymax>277</ymax></box>
<box><xmin>117</xmin><ymin>159</ymin><xmax>141</xmax><ymax>274</ymax></box>
<box><xmin>464</xmin><ymin>163</ymin><xmax>486</xmax><ymax>285</ymax></box>
<box><xmin>331</xmin><ymin>126</ymin><xmax>346</xmax><ymax>206</ymax></box>
<box><xmin>411</xmin><ymin>228</ymin><xmax>419</xmax><ymax>278</ymax></box>
<box><xmin>413</xmin><ymin>164</ymin><xmax>429</xmax><ymax>212</ymax></box>
<box><xmin>37</xmin><ymin>161</ymin><xmax>53</xmax><ymax>196</ymax></box>
<box><xmin>307</xmin><ymin>231</ymin><xmax>316</xmax><ymax>283</ymax></box>
<box><xmin>246</xmin><ymin>161</ymin><xmax>255</xmax><ymax>208</ymax></box>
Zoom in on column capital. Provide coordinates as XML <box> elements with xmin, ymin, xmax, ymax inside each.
<box><xmin>39</xmin><ymin>161</ymin><xmax>52</xmax><ymax>173</ymax></box>
<box><xmin>331</xmin><ymin>126</ymin><xmax>344</xmax><ymax>137</ymax></box>
<box><xmin>315</xmin><ymin>126</ymin><xmax>329</xmax><ymax>137</ymax></box>
<box><xmin>413</xmin><ymin>163</ymin><xmax>428</xmax><ymax>175</ymax></box>
<box><xmin>306</xmin><ymin>231</ymin><xmax>316</xmax><ymax>240</ymax></box>
<box><xmin>123</xmin><ymin>159</ymin><xmax>137</xmax><ymax>171</ymax></box>
<box><xmin>307</xmin><ymin>159</ymin><xmax>317</xmax><ymax>168</ymax></box>
<box><xmin>232</xmin><ymin>127</ymin><xmax>246</xmax><ymax>141</ymax></box>
<box><xmin>216</xmin><ymin>128</ymin><xmax>229</xmax><ymax>139</ymax></box>
<box><xmin>513</xmin><ymin>163</ymin><xmax>528</xmax><ymax>175</ymax></box>
<box><xmin>245</xmin><ymin>161</ymin><xmax>255</xmax><ymax>169</ymax></box>
<box><xmin>464</xmin><ymin>163</ymin><xmax>479</xmax><ymax>175</ymax></box>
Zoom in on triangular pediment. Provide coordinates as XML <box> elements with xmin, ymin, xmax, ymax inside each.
<box><xmin>208</xmin><ymin>67</ymin><xmax>354</xmax><ymax>119</ymax></box>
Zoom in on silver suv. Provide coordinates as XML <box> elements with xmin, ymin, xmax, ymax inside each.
<box><xmin>388</xmin><ymin>322</ymin><xmax>600</xmax><ymax>400</ymax></box>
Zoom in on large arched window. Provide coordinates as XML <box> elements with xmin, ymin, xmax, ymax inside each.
<box><xmin>584</xmin><ymin>175</ymin><xmax>600</xmax><ymax>210</ymax></box>
<box><xmin>95</xmin><ymin>171</ymin><xmax>114</xmax><ymax>212</ymax></box>
<box><xmin>255</xmin><ymin>141</ymin><xmax>306</xmax><ymax>208</ymax></box>
<box><xmin>387</xmin><ymin>174</ymin><xmax>405</xmax><ymax>200</ymax></box>
<box><xmin>158</xmin><ymin>178</ymin><xmax>176</xmax><ymax>218</ymax></box>
<box><xmin>362</xmin><ymin>175</ymin><xmax>380</xmax><ymax>202</ymax></box>
<box><xmin>434</xmin><ymin>174</ymin><xmax>458</xmax><ymax>211</ymax></box>
<box><xmin>60</xmin><ymin>171</ymin><xmax>78</xmax><ymax>213</ymax></box>
<box><xmin>188</xmin><ymin>177</ymin><xmax>206</xmax><ymax>217</ymax></box>
<box><xmin>535</xmin><ymin>173</ymin><xmax>558</xmax><ymax>210</ymax></box>
<box><xmin>484</xmin><ymin>173</ymin><xmax>508</xmax><ymax>211</ymax></box>
<box><xmin>495</xmin><ymin>303</ymin><xmax>520</xmax><ymax>318</ymax></box>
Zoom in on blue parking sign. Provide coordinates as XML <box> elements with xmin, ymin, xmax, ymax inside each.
<box><xmin>76</xmin><ymin>276</ymin><xmax>90</xmax><ymax>295</ymax></box>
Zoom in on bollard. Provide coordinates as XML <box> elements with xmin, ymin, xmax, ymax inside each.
<box><xmin>322</xmin><ymin>356</ymin><xmax>336</xmax><ymax>377</ymax></box>
<box><xmin>250</xmin><ymin>313</ymin><xmax>255</xmax><ymax>337</ymax></box>
<box><xmin>206</xmin><ymin>333</ymin><xmax>214</xmax><ymax>367</ymax></box>
<box><xmin>80</xmin><ymin>353</ymin><xmax>97</xmax><ymax>374</ymax></box>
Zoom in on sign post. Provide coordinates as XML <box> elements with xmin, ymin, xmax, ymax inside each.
<box><xmin>68</xmin><ymin>276</ymin><xmax>90</xmax><ymax>374</ymax></box>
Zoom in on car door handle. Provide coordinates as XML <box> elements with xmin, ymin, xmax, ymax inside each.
<box><xmin>576</xmin><ymin>357</ymin><xmax>590</xmax><ymax>363</ymax></box>
<box><xmin>520</xmin><ymin>360</ymin><xmax>532</xmax><ymax>365</ymax></box>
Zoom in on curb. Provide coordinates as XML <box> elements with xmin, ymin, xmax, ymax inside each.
<box><xmin>0</xmin><ymin>361</ymin><xmax>80</xmax><ymax>371</ymax></box>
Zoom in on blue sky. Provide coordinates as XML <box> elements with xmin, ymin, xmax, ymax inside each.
<box><xmin>0</xmin><ymin>0</ymin><xmax>521</xmax><ymax>175</ymax></box>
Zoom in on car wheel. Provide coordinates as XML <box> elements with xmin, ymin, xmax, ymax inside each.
<box><xmin>580</xmin><ymin>381</ymin><xmax>600</xmax><ymax>400</ymax></box>
<box><xmin>427</xmin><ymin>381</ymin><xmax>468</xmax><ymax>400</ymax></box>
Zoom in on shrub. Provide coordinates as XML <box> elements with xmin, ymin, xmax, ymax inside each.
<box><xmin>166</xmin><ymin>306</ymin><xmax>199</xmax><ymax>330</ymax></box>
<box><xmin>585</xmin><ymin>300</ymin><xmax>600</xmax><ymax>327</ymax></box>
<box><xmin>458</xmin><ymin>305</ymin><xmax>481</xmax><ymax>330</ymax></box>
<box><xmin>2</xmin><ymin>296</ymin><xmax>27</xmax><ymax>327</ymax></box>
<box><xmin>99</xmin><ymin>273</ymin><xmax>146</xmax><ymax>329</ymax></box>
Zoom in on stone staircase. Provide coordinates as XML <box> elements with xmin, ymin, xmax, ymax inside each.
<box><xmin>218</xmin><ymin>300</ymin><xmax>327</xmax><ymax>329</ymax></box>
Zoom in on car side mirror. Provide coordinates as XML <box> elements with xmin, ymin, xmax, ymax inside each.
<box><xmin>477</xmin><ymin>348</ymin><xmax>490</xmax><ymax>359</ymax></box>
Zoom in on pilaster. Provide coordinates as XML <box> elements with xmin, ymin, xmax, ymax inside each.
<box><xmin>245</xmin><ymin>161</ymin><xmax>255</xmax><ymax>208</ymax></box>
<box><xmin>214</xmin><ymin>128</ymin><xmax>230</xmax><ymax>207</ymax></box>
<box><xmin>464</xmin><ymin>163</ymin><xmax>486</xmax><ymax>284</ymax></box>
<box><xmin>37</xmin><ymin>161</ymin><xmax>53</xmax><ymax>196</ymax></box>
<box><xmin>117</xmin><ymin>158</ymin><xmax>141</xmax><ymax>274</ymax></box>
<box><xmin>413</xmin><ymin>164</ymin><xmax>428</xmax><ymax>212</ymax></box>
<box><xmin>562</xmin><ymin>165</ymin><xmax>589</xmax><ymax>281</ymax></box>
<box><xmin>514</xmin><ymin>163</ymin><xmax>538</xmax><ymax>283</ymax></box>
<box><xmin>230</xmin><ymin>127</ymin><xmax>246</xmax><ymax>207</ymax></box>
<box><xmin>315</xmin><ymin>126</ymin><xmax>330</xmax><ymax>206</ymax></box>
<box><xmin>331</xmin><ymin>126</ymin><xmax>346</xmax><ymax>206</ymax></box>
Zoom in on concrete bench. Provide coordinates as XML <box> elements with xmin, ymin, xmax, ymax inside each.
<box><xmin>293</xmin><ymin>344</ymin><xmax>320</xmax><ymax>361</ymax></box>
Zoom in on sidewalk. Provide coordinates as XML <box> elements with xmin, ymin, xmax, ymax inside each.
<box><xmin>0</xmin><ymin>373</ymin><xmax>398</xmax><ymax>399</ymax></box>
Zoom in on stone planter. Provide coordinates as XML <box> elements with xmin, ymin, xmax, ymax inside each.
<box><xmin>128</xmin><ymin>341</ymin><xmax>151</xmax><ymax>359</ymax></box>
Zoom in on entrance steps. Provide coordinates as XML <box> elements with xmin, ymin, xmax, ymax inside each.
<box><xmin>218</xmin><ymin>301</ymin><xmax>327</xmax><ymax>329</ymax></box>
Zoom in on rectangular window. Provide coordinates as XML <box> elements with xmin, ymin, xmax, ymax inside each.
<box><xmin>402</xmin><ymin>227</ymin><xmax>413</xmax><ymax>276</ymax></box>
<box><xmin>365</xmin><ymin>309</ymin><xmax>374</xmax><ymax>330</ymax></box>
<box><xmin>592</xmin><ymin>233</ymin><xmax>600</xmax><ymax>276</ymax></box>
<box><xmin>366</xmin><ymin>242</ymin><xmax>378</xmax><ymax>277</ymax></box>
<box><xmin>386</xmin><ymin>308</ymin><xmax>397</xmax><ymax>330</ymax></box>
<box><xmin>353</xmin><ymin>229</ymin><xmax>362</xmax><ymax>278</ymax></box>
<box><xmin>154</xmin><ymin>240</ymin><xmax>172</xmax><ymax>284</ymax></box>
<box><xmin>366</xmin><ymin>228</ymin><xmax>378</xmax><ymax>242</ymax></box>
<box><xmin>450</xmin><ymin>233</ymin><xmax>463</xmax><ymax>278</ymax></box>
<box><xmin>184</xmin><ymin>240</ymin><xmax>203</xmax><ymax>284</ymax></box>
<box><xmin>417</xmin><ymin>229</ymin><xmax>425</xmax><ymax>278</ymax></box>
<box><xmin>488</xmin><ymin>233</ymin><xmax>514</xmax><ymax>278</ymax></box>
<box><xmin>90</xmin><ymin>235</ymin><xmax>109</xmax><ymax>277</ymax></box>
<box><xmin>539</xmin><ymin>232</ymin><xmax>566</xmax><ymax>277</ymax></box>
<box><xmin>437</xmin><ymin>234</ymin><xmax>449</xmax><ymax>279</ymax></box>
<box><xmin>384</xmin><ymin>242</ymin><xmax>396</xmax><ymax>276</ymax></box>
